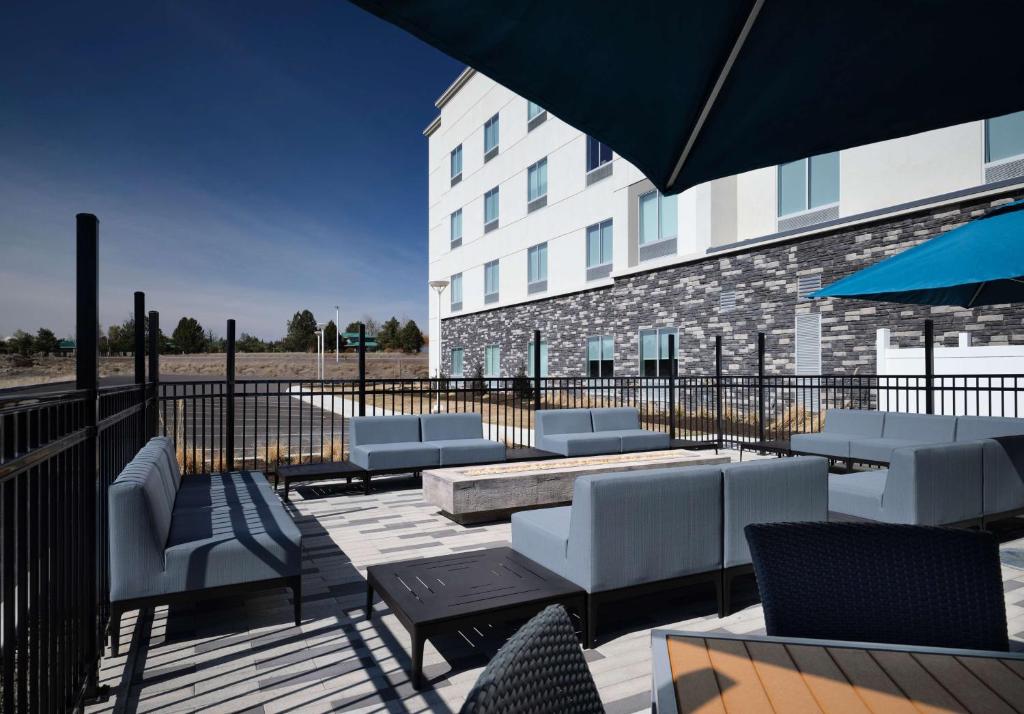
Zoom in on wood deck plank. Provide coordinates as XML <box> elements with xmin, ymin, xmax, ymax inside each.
<box><xmin>667</xmin><ymin>637</ymin><xmax>726</xmax><ymax>714</ymax></box>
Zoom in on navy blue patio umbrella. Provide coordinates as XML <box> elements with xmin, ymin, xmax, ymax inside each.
<box><xmin>347</xmin><ymin>0</ymin><xmax>1024</xmax><ymax>196</ymax></box>
<box><xmin>813</xmin><ymin>200</ymin><xmax>1024</xmax><ymax>307</ymax></box>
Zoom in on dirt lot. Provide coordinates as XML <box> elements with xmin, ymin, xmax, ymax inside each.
<box><xmin>0</xmin><ymin>351</ymin><xmax>428</xmax><ymax>390</ymax></box>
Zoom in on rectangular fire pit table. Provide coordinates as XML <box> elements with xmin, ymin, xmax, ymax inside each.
<box><xmin>423</xmin><ymin>448</ymin><xmax>730</xmax><ymax>524</ymax></box>
<box><xmin>365</xmin><ymin>547</ymin><xmax>587</xmax><ymax>689</ymax></box>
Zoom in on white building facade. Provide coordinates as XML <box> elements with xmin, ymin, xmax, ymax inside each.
<box><xmin>426</xmin><ymin>68</ymin><xmax>1024</xmax><ymax>378</ymax></box>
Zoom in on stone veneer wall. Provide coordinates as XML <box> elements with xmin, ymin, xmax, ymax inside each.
<box><xmin>441</xmin><ymin>187</ymin><xmax>1024</xmax><ymax>377</ymax></box>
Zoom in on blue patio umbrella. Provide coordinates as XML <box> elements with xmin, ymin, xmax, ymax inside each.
<box><xmin>347</xmin><ymin>0</ymin><xmax>1024</xmax><ymax>196</ymax></box>
<box><xmin>813</xmin><ymin>200</ymin><xmax>1024</xmax><ymax>307</ymax></box>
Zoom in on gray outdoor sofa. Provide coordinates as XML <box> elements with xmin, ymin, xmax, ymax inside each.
<box><xmin>349</xmin><ymin>412</ymin><xmax>506</xmax><ymax>470</ymax></box>
<box><xmin>109</xmin><ymin>437</ymin><xmax>302</xmax><ymax>655</ymax></box>
<box><xmin>511</xmin><ymin>456</ymin><xmax>828</xmax><ymax>644</ymax></box>
<box><xmin>534</xmin><ymin>407</ymin><xmax>670</xmax><ymax>456</ymax></box>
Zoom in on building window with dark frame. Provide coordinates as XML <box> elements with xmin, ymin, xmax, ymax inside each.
<box><xmin>450</xmin><ymin>347</ymin><xmax>464</xmax><ymax>378</ymax></box>
<box><xmin>777</xmin><ymin>153</ymin><xmax>839</xmax><ymax>218</ymax></box>
<box><xmin>586</xmin><ymin>136</ymin><xmax>612</xmax><ymax>172</ymax></box>
<box><xmin>485</xmin><ymin>344</ymin><xmax>501</xmax><ymax>377</ymax></box>
<box><xmin>527</xmin><ymin>242</ymin><xmax>547</xmax><ymax>293</ymax></box>
<box><xmin>450</xmin><ymin>272</ymin><xmax>462</xmax><ymax>311</ymax></box>
<box><xmin>484</xmin><ymin>186</ymin><xmax>499</xmax><ymax>230</ymax></box>
<box><xmin>484</xmin><ymin>259</ymin><xmax>500</xmax><ymax>303</ymax></box>
<box><xmin>587</xmin><ymin>335</ymin><xmax>614</xmax><ymax>377</ymax></box>
<box><xmin>526</xmin><ymin>339</ymin><xmax>548</xmax><ymax>377</ymax></box>
<box><xmin>483</xmin><ymin>114</ymin><xmax>499</xmax><ymax>160</ymax></box>
<box><xmin>450</xmin><ymin>144</ymin><xmax>463</xmax><ymax>183</ymax></box>
<box><xmin>639</xmin><ymin>327</ymin><xmax>677</xmax><ymax>377</ymax></box>
<box><xmin>449</xmin><ymin>208</ymin><xmax>462</xmax><ymax>248</ymax></box>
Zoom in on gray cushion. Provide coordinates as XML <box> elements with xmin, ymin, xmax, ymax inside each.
<box><xmin>982</xmin><ymin>436</ymin><xmax>1024</xmax><ymax>516</ymax></box>
<box><xmin>791</xmin><ymin>432</ymin><xmax>853</xmax><ymax>458</ymax></box>
<box><xmin>164</xmin><ymin>489</ymin><xmax>302</xmax><ymax>595</ymax></box>
<box><xmin>536</xmin><ymin>433</ymin><xmax>621</xmax><ymax>457</ymax></box>
<box><xmin>823</xmin><ymin>409</ymin><xmax>885</xmax><ymax>437</ymax></box>
<box><xmin>511</xmin><ymin>507</ymin><xmax>571</xmax><ymax>578</ymax></box>
<box><xmin>722</xmin><ymin>456</ymin><xmax>828</xmax><ymax>567</ymax></box>
<box><xmin>849</xmin><ymin>437</ymin><xmax>926</xmax><ymax>463</ymax></box>
<box><xmin>420</xmin><ymin>413</ymin><xmax>484</xmax><ymax>441</ymax></box>
<box><xmin>881</xmin><ymin>412</ymin><xmax>956</xmax><ymax>442</ymax></box>
<box><xmin>424</xmin><ymin>438</ymin><xmax>505</xmax><ymax>466</ymax></box>
<box><xmin>828</xmin><ymin>471</ymin><xmax>887</xmax><ymax>521</ymax></box>
<box><xmin>564</xmin><ymin>467</ymin><xmax>722</xmax><ymax>592</ymax></box>
<box><xmin>881</xmin><ymin>442</ymin><xmax>983</xmax><ymax>525</ymax></box>
<box><xmin>590</xmin><ymin>408</ymin><xmax>640</xmax><ymax>432</ymax></box>
<box><xmin>955</xmin><ymin>416</ymin><xmax>1024</xmax><ymax>442</ymax></box>
<box><xmin>175</xmin><ymin>471</ymin><xmax>274</xmax><ymax>510</ymax></box>
<box><xmin>597</xmin><ymin>429</ymin><xmax>670</xmax><ymax>453</ymax></box>
<box><xmin>535</xmin><ymin>409</ymin><xmax>593</xmax><ymax>438</ymax></box>
<box><xmin>350</xmin><ymin>415</ymin><xmax>421</xmax><ymax>446</ymax></box>
<box><xmin>349</xmin><ymin>442</ymin><xmax>439</xmax><ymax>470</ymax></box>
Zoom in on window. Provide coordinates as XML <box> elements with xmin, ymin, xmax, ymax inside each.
<box><xmin>587</xmin><ymin>336</ymin><xmax>614</xmax><ymax>377</ymax></box>
<box><xmin>485</xmin><ymin>345</ymin><xmax>501</xmax><ymax>377</ymax></box>
<box><xmin>778</xmin><ymin>153</ymin><xmax>839</xmax><ymax>217</ymax></box>
<box><xmin>985</xmin><ymin>112</ymin><xmax>1024</xmax><ymax>163</ymax></box>
<box><xmin>450</xmin><ymin>273</ymin><xmax>463</xmax><ymax>310</ymax></box>
<box><xmin>450</xmin><ymin>145</ymin><xmax>463</xmax><ymax>181</ymax></box>
<box><xmin>484</xmin><ymin>114</ymin><xmax>499</xmax><ymax>159</ymax></box>
<box><xmin>526</xmin><ymin>339</ymin><xmax>548</xmax><ymax>377</ymax></box>
<box><xmin>450</xmin><ymin>347</ymin><xmax>464</xmax><ymax>378</ymax></box>
<box><xmin>639</xmin><ymin>191</ymin><xmax>678</xmax><ymax>245</ymax></box>
<box><xmin>639</xmin><ymin>328</ymin><xmax>677</xmax><ymax>377</ymax></box>
<box><xmin>484</xmin><ymin>259</ymin><xmax>500</xmax><ymax>302</ymax></box>
<box><xmin>527</xmin><ymin>158</ymin><xmax>548</xmax><ymax>202</ymax></box>
<box><xmin>586</xmin><ymin>136</ymin><xmax>612</xmax><ymax>172</ymax></box>
<box><xmin>527</xmin><ymin>101</ymin><xmax>544</xmax><ymax>120</ymax></box>
<box><xmin>484</xmin><ymin>186</ymin><xmax>500</xmax><ymax>230</ymax></box>
<box><xmin>449</xmin><ymin>209</ymin><xmax>462</xmax><ymax>248</ymax></box>
<box><xmin>586</xmin><ymin>220</ymin><xmax>613</xmax><ymax>268</ymax></box>
<box><xmin>527</xmin><ymin>243</ymin><xmax>547</xmax><ymax>292</ymax></box>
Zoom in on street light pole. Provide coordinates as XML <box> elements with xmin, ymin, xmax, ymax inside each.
<box><xmin>335</xmin><ymin>304</ymin><xmax>340</xmax><ymax>364</ymax></box>
<box><xmin>428</xmin><ymin>279</ymin><xmax>450</xmax><ymax>378</ymax></box>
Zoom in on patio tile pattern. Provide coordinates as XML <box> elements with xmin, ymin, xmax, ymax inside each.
<box><xmin>88</xmin><ymin>452</ymin><xmax>1024</xmax><ymax>714</ymax></box>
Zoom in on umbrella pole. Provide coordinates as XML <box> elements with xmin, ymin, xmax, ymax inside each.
<box><xmin>924</xmin><ymin>319</ymin><xmax>935</xmax><ymax>415</ymax></box>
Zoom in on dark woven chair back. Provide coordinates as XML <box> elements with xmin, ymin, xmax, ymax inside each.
<box><xmin>460</xmin><ymin>605</ymin><xmax>605</xmax><ymax>714</ymax></box>
<box><xmin>745</xmin><ymin>522</ymin><xmax>1008</xmax><ymax>652</ymax></box>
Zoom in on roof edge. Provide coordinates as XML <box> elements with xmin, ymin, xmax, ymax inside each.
<box><xmin>434</xmin><ymin>67</ymin><xmax>475</xmax><ymax>109</ymax></box>
<box><xmin>423</xmin><ymin>115</ymin><xmax>441</xmax><ymax>137</ymax></box>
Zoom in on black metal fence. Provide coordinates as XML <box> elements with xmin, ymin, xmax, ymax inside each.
<box><xmin>0</xmin><ymin>383</ymin><xmax>148</xmax><ymax>713</ymax></box>
<box><xmin>156</xmin><ymin>373</ymin><xmax>1024</xmax><ymax>475</ymax></box>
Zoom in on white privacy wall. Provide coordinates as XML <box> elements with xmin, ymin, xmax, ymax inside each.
<box><xmin>875</xmin><ymin>328</ymin><xmax>1024</xmax><ymax>415</ymax></box>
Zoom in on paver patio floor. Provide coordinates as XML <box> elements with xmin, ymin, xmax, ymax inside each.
<box><xmin>88</xmin><ymin>451</ymin><xmax>1024</xmax><ymax>714</ymax></box>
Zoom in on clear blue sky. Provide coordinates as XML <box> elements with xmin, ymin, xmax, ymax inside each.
<box><xmin>0</xmin><ymin>0</ymin><xmax>461</xmax><ymax>340</ymax></box>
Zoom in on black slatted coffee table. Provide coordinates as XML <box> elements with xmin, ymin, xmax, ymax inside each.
<box><xmin>365</xmin><ymin>547</ymin><xmax>587</xmax><ymax>688</ymax></box>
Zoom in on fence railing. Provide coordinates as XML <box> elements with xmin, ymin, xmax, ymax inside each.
<box><xmin>0</xmin><ymin>383</ymin><xmax>148</xmax><ymax>713</ymax></box>
<box><xmin>157</xmin><ymin>373</ymin><xmax>1024</xmax><ymax>475</ymax></box>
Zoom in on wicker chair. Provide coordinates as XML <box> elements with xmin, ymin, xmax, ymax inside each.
<box><xmin>460</xmin><ymin>605</ymin><xmax>605</xmax><ymax>714</ymax></box>
<box><xmin>745</xmin><ymin>522</ymin><xmax>1008</xmax><ymax>652</ymax></box>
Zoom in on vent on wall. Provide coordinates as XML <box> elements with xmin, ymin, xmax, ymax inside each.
<box><xmin>719</xmin><ymin>290</ymin><xmax>737</xmax><ymax>313</ymax></box>
<box><xmin>778</xmin><ymin>204</ymin><xmax>840</xmax><ymax>233</ymax></box>
<box><xmin>985</xmin><ymin>157</ymin><xmax>1024</xmax><ymax>184</ymax></box>
<box><xmin>797</xmin><ymin>274</ymin><xmax>822</xmax><ymax>301</ymax></box>
<box><xmin>795</xmin><ymin>313</ymin><xmax>822</xmax><ymax>375</ymax></box>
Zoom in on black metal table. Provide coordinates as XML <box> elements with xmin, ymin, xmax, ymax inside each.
<box><xmin>276</xmin><ymin>447</ymin><xmax>560</xmax><ymax>499</ymax></box>
<box><xmin>365</xmin><ymin>547</ymin><xmax>587</xmax><ymax>689</ymax></box>
<box><xmin>669</xmin><ymin>438</ymin><xmax>720</xmax><ymax>453</ymax></box>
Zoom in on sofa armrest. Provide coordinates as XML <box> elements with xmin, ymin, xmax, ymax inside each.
<box><xmin>883</xmin><ymin>442</ymin><xmax>983</xmax><ymax>525</ymax></box>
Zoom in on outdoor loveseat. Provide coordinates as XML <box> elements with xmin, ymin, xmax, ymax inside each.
<box><xmin>511</xmin><ymin>455</ymin><xmax>828</xmax><ymax>644</ymax></box>
<box><xmin>108</xmin><ymin>437</ymin><xmax>302</xmax><ymax>655</ymax></box>
<box><xmin>534</xmin><ymin>407</ymin><xmax>669</xmax><ymax>456</ymax></box>
<box><xmin>349</xmin><ymin>413</ymin><xmax>506</xmax><ymax>470</ymax></box>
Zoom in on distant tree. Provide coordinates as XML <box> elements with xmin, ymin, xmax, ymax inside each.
<box><xmin>34</xmin><ymin>328</ymin><xmax>59</xmax><ymax>356</ymax></box>
<box><xmin>512</xmin><ymin>361</ymin><xmax>535</xmax><ymax>401</ymax></box>
<box><xmin>284</xmin><ymin>310</ymin><xmax>318</xmax><ymax>352</ymax></box>
<box><xmin>468</xmin><ymin>360</ymin><xmax>487</xmax><ymax>394</ymax></box>
<box><xmin>398</xmin><ymin>320</ymin><xmax>424</xmax><ymax>353</ymax></box>
<box><xmin>98</xmin><ymin>334</ymin><xmax>109</xmax><ymax>355</ymax></box>
<box><xmin>236</xmin><ymin>333</ymin><xmax>268</xmax><ymax>353</ymax></box>
<box><xmin>377</xmin><ymin>317</ymin><xmax>401</xmax><ymax>351</ymax></box>
<box><xmin>10</xmin><ymin>330</ymin><xmax>34</xmax><ymax>356</ymax></box>
<box><xmin>344</xmin><ymin>321</ymin><xmax>361</xmax><ymax>334</ymax></box>
<box><xmin>323</xmin><ymin>321</ymin><xmax>339</xmax><ymax>353</ymax></box>
<box><xmin>172</xmin><ymin>317</ymin><xmax>207</xmax><ymax>354</ymax></box>
<box><xmin>107</xmin><ymin>320</ymin><xmax>133</xmax><ymax>354</ymax></box>
<box><xmin>0</xmin><ymin>337</ymin><xmax>8</xmax><ymax>354</ymax></box>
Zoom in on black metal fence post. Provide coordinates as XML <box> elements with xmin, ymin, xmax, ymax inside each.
<box><xmin>358</xmin><ymin>323</ymin><xmax>367</xmax><ymax>416</ymax></box>
<box><xmin>924</xmin><ymin>318</ymin><xmax>935</xmax><ymax>415</ymax></box>
<box><xmin>668</xmin><ymin>333</ymin><xmax>676</xmax><ymax>440</ymax></box>
<box><xmin>715</xmin><ymin>336</ymin><xmax>724</xmax><ymax>449</ymax></box>
<box><xmin>757</xmin><ymin>332</ymin><xmax>766</xmax><ymax>443</ymax></box>
<box><xmin>134</xmin><ymin>291</ymin><xmax>146</xmax><ymax>446</ymax></box>
<box><xmin>75</xmin><ymin>213</ymin><xmax>101</xmax><ymax>698</ymax></box>
<box><xmin>533</xmin><ymin>329</ymin><xmax>541</xmax><ymax>410</ymax></box>
<box><xmin>226</xmin><ymin>319</ymin><xmax>236</xmax><ymax>471</ymax></box>
<box><xmin>148</xmin><ymin>311</ymin><xmax>160</xmax><ymax>438</ymax></box>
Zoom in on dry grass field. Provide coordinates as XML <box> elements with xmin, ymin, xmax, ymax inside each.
<box><xmin>0</xmin><ymin>351</ymin><xmax>428</xmax><ymax>390</ymax></box>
